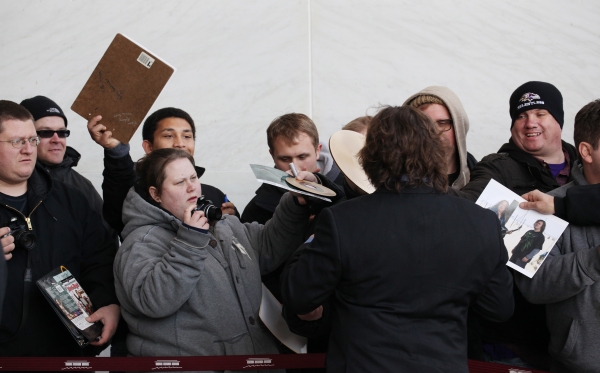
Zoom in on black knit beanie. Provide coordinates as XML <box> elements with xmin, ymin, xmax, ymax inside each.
<box><xmin>20</xmin><ymin>96</ymin><xmax>68</xmax><ymax>127</ymax></box>
<box><xmin>509</xmin><ymin>81</ymin><xmax>563</xmax><ymax>129</ymax></box>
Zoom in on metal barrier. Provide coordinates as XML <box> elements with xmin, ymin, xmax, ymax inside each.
<box><xmin>0</xmin><ymin>354</ymin><xmax>549</xmax><ymax>372</ymax></box>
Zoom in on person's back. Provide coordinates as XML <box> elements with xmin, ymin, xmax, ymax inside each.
<box><xmin>322</xmin><ymin>191</ymin><xmax>512</xmax><ymax>372</ymax></box>
<box><xmin>281</xmin><ymin>106</ymin><xmax>513</xmax><ymax>373</ymax></box>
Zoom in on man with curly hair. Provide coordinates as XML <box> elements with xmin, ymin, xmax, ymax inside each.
<box><xmin>281</xmin><ymin>105</ymin><xmax>513</xmax><ymax>373</ymax></box>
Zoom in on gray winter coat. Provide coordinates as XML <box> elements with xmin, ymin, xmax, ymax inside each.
<box><xmin>515</xmin><ymin>161</ymin><xmax>600</xmax><ymax>373</ymax></box>
<box><xmin>114</xmin><ymin>189</ymin><xmax>310</xmax><ymax>372</ymax></box>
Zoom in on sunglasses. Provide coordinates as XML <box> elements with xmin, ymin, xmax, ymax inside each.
<box><xmin>36</xmin><ymin>130</ymin><xmax>71</xmax><ymax>138</ymax></box>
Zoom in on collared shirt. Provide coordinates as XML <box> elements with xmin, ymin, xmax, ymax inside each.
<box><xmin>538</xmin><ymin>148</ymin><xmax>571</xmax><ymax>187</ymax></box>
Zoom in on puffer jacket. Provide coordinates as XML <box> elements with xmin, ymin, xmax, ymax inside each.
<box><xmin>114</xmin><ymin>189</ymin><xmax>310</xmax><ymax>373</ymax></box>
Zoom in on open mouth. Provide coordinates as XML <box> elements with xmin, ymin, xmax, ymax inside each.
<box><xmin>526</xmin><ymin>132</ymin><xmax>541</xmax><ymax>137</ymax></box>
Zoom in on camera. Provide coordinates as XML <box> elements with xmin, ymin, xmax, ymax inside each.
<box><xmin>192</xmin><ymin>196</ymin><xmax>222</xmax><ymax>223</ymax></box>
<box><xmin>1</xmin><ymin>217</ymin><xmax>36</xmax><ymax>250</ymax></box>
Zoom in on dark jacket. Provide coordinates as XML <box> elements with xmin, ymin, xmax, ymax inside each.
<box><xmin>281</xmin><ymin>187</ymin><xmax>514</xmax><ymax>373</ymax></box>
<box><xmin>102</xmin><ymin>150</ymin><xmax>235</xmax><ymax>237</ymax></box>
<box><xmin>554</xmin><ymin>183</ymin><xmax>600</xmax><ymax>225</ymax></box>
<box><xmin>0</xmin><ymin>164</ymin><xmax>118</xmax><ymax>356</ymax></box>
<box><xmin>241</xmin><ymin>183</ymin><xmax>285</xmax><ymax>225</ymax></box>
<box><xmin>40</xmin><ymin>147</ymin><xmax>103</xmax><ymax>219</ymax></box>
<box><xmin>39</xmin><ymin>146</ymin><xmax>116</xmax><ymax>240</ymax></box>
<box><xmin>449</xmin><ymin>139</ymin><xmax>577</xmax><ymax>202</ymax></box>
<box><xmin>451</xmin><ymin>139</ymin><xmax>575</xmax><ymax>368</ymax></box>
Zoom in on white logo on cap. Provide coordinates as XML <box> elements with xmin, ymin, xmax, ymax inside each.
<box><xmin>47</xmin><ymin>108</ymin><xmax>61</xmax><ymax>113</ymax></box>
<box><xmin>519</xmin><ymin>93</ymin><xmax>541</xmax><ymax>102</ymax></box>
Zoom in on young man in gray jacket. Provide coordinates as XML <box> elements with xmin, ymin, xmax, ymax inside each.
<box><xmin>515</xmin><ymin>99</ymin><xmax>600</xmax><ymax>373</ymax></box>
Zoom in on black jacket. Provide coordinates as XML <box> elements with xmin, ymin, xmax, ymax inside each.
<box><xmin>449</xmin><ymin>139</ymin><xmax>577</xmax><ymax>201</ymax></box>
<box><xmin>449</xmin><ymin>139</ymin><xmax>576</xmax><ymax>366</ymax></box>
<box><xmin>0</xmin><ymin>164</ymin><xmax>118</xmax><ymax>356</ymax></box>
<box><xmin>241</xmin><ymin>183</ymin><xmax>285</xmax><ymax>225</ymax></box>
<box><xmin>40</xmin><ymin>147</ymin><xmax>104</xmax><ymax>218</ymax></box>
<box><xmin>39</xmin><ymin>146</ymin><xmax>116</xmax><ymax>241</ymax></box>
<box><xmin>102</xmin><ymin>151</ymin><xmax>236</xmax><ymax>237</ymax></box>
<box><xmin>555</xmin><ymin>183</ymin><xmax>600</xmax><ymax>225</ymax></box>
<box><xmin>281</xmin><ymin>187</ymin><xmax>514</xmax><ymax>373</ymax></box>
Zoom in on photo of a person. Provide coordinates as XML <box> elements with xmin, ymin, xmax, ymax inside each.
<box><xmin>509</xmin><ymin>219</ymin><xmax>546</xmax><ymax>269</ymax></box>
<box><xmin>488</xmin><ymin>200</ymin><xmax>509</xmax><ymax>234</ymax></box>
<box><xmin>487</xmin><ymin>199</ymin><xmax>522</xmax><ymax>237</ymax></box>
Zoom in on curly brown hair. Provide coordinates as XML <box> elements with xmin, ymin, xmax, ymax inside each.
<box><xmin>358</xmin><ymin>106</ymin><xmax>448</xmax><ymax>193</ymax></box>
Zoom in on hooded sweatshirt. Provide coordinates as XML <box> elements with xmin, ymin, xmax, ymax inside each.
<box><xmin>114</xmin><ymin>189</ymin><xmax>310</xmax><ymax>372</ymax></box>
<box><xmin>403</xmin><ymin>86</ymin><xmax>473</xmax><ymax>189</ymax></box>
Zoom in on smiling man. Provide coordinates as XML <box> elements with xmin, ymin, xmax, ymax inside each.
<box><xmin>20</xmin><ymin>96</ymin><xmax>106</xmax><ymax>228</ymax></box>
<box><xmin>448</xmin><ymin>81</ymin><xmax>577</xmax><ymax>370</ymax></box>
<box><xmin>451</xmin><ymin>81</ymin><xmax>577</xmax><ymax>201</ymax></box>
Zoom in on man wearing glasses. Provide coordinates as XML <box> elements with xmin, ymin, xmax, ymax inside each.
<box><xmin>0</xmin><ymin>100</ymin><xmax>119</xmax><ymax>357</ymax></box>
<box><xmin>20</xmin><ymin>96</ymin><xmax>106</xmax><ymax>226</ymax></box>
<box><xmin>404</xmin><ymin>86</ymin><xmax>478</xmax><ymax>189</ymax></box>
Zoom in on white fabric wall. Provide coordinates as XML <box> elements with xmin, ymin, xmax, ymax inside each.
<box><xmin>1</xmin><ymin>0</ymin><xmax>599</xmax><ymax>210</ymax></box>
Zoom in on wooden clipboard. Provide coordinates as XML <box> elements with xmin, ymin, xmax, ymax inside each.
<box><xmin>71</xmin><ymin>33</ymin><xmax>175</xmax><ymax>144</ymax></box>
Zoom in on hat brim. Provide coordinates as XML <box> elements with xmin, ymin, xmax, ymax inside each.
<box><xmin>329</xmin><ymin>130</ymin><xmax>375</xmax><ymax>194</ymax></box>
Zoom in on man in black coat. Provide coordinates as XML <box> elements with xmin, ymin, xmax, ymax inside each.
<box><xmin>446</xmin><ymin>82</ymin><xmax>577</xmax><ymax>369</ymax></box>
<box><xmin>87</xmin><ymin>107</ymin><xmax>237</xmax><ymax>237</ymax></box>
<box><xmin>281</xmin><ymin>106</ymin><xmax>514</xmax><ymax>373</ymax></box>
<box><xmin>19</xmin><ymin>96</ymin><xmax>116</xmax><ymax>239</ymax></box>
<box><xmin>0</xmin><ymin>100</ymin><xmax>119</xmax><ymax>357</ymax></box>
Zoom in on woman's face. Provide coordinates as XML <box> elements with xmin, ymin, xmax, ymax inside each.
<box><xmin>534</xmin><ymin>221</ymin><xmax>544</xmax><ymax>232</ymax></box>
<box><xmin>498</xmin><ymin>201</ymin><xmax>508</xmax><ymax>213</ymax></box>
<box><xmin>151</xmin><ymin>158</ymin><xmax>201</xmax><ymax>221</ymax></box>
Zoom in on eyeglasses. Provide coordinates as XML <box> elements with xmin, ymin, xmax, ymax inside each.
<box><xmin>36</xmin><ymin>130</ymin><xmax>70</xmax><ymax>138</ymax></box>
<box><xmin>0</xmin><ymin>136</ymin><xmax>41</xmax><ymax>148</ymax></box>
<box><xmin>436</xmin><ymin>119</ymin><xmax>453</xmax><ymax>133</ymax></box>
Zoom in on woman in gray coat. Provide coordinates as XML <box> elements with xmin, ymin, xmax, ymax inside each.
<box><xmin>113</xmin><ymin>148</ymin><xmax>312</xmax><ymax>369</ymax></box>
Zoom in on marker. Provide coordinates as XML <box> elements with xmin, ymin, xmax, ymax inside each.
<box><xmin>224</xmin><ymin>195</ymin><xmax>230</xmax><ymax>203</ymax></box>
<box><xmin>289</xmin><ymin>163</ymin><xmax>299</xmax><ymax>178</ymax></box>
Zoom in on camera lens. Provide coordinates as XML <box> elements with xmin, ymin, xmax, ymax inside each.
<box><xmin>14</xmin><ymin>230</ymin><xmax>36</xmax><ymax>251</ymax></box>
<box><xmin>205</xmin><ymin>205</ymin><xmax>222</xmax><ymax>221</ymax></box>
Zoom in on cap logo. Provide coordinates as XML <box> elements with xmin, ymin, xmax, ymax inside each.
<box><xmin>519</xmin><ymin>93</ymin><xmax>541</xmax><ymax>103</ymax></box>
<box><xmin>46</xmin><ymin>108</ymin><xmax>61</xmax><ymax>114</ymax></box>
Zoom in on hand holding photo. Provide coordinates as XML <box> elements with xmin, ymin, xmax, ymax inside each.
<box><xmin>476</xmin><ymin>179</ymin><xmax>568</xmax><ymax>278</ymax></box>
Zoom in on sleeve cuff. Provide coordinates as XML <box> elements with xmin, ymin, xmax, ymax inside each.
<box><xmin>554</xmin><ymin>196</ymin><xmax>566</xmax><ymax>219</ymax></box>
<box><xmin>182</xmin><ymin>223</ymin><xmax>209</xmax><ymax>234</ymax></box>
<box><xmin>105</xmin><ymin>142</ymin><xmax>130</xmax><ymax>159</ymax></box>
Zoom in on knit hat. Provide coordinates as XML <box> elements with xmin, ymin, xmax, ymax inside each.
<box><xmin>20</xmin><ymin>96</ymin><xmax>68</xmax><ymax>127</ymax></box>
<box><xmin>407</xmin><ymin>94</ymin><xmax>445</xmax><ymax>109</ymax></box>
<box><xmin>509</xmin><ymin>81</ymin><xmax>563</xmax><ymax>129</ymax></box>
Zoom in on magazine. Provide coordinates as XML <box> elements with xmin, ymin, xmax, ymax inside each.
<box><xmin>476</xmin><ymin>179</ymin><xmax>569</xmax><ymax>278</ymax></box>
<box><xmin>36</xmin><ymin>266</ymin><xmax>103</xmax><ymax>346</ymax></box>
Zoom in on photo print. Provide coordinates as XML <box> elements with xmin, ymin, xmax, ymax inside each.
<box><xmin>476</xmin><ymin>179</ymin><xmax>568</xmax><ymax>278</ymax></box>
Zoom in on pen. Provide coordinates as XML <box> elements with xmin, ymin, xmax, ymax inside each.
<box><xmin>224</xmin><ymin>194</ymin><xmax>230</xmax><ymax>203</ymax></box>
<box><xmin>289</xmin><ymin>163</ymin><xmax>299</xmax><ymax>178</ymax></box>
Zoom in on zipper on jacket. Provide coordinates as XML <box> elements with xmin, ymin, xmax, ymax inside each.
<box><xmin>3</xmin><ymin>200</ymin><xmax>43</xmax><ymax>230</ymax></box>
